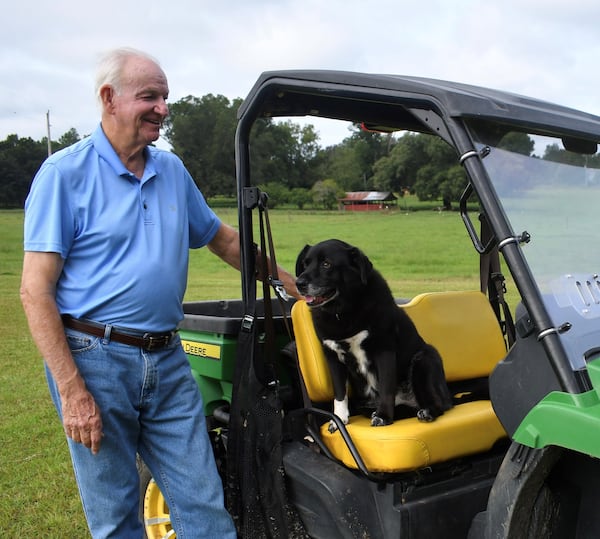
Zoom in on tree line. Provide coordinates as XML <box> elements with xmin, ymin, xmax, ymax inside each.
<box><xmin>2</xmin><ymin>93</ymin><xmax>596</xmax><ymax>209</ymax></box>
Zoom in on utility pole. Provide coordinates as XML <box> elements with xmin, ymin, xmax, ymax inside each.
<box><xmin>46</xmin><ymin>110</ymin><xmax>52</xmax><ymax>156</ymax></box>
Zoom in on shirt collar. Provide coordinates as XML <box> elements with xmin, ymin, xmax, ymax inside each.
<box><xmin>92</xmin><ymin>124</ymin><xmax>158</xmax><ymax>184</ymax></box>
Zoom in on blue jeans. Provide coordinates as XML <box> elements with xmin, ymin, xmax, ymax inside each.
<box><xmin>46</xmin><ymin>328</ymin><xmax>236</xmax><ymax>539</ymax></box>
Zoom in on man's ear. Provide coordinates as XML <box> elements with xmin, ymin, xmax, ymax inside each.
<box><xmin>295</xmin><ymin>244</ymin><xmax>311</xmax><ymax>276</ymax></box>
<box><xmin>99</xmin><ymin>84</ymin><xmax>116</xmax><ymax>112</ymax></box>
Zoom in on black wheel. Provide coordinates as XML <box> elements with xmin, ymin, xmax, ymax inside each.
<box><xmin>476</xmin><ymin>443</ymin><xmax>600</xmax><ymax>538</ymax></box>
<box><xmin>135</xmin><ymin>418</ymin><xmax>226</xmax><ymax>538</ymax></box>
<box><xmin>137</xmin><ymin>455</ymin><xmax>175</xmax><ymax>538</ymax></box>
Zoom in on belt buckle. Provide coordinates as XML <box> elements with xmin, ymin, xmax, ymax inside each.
<box><xmin>142</xmin><ymin>332</ymin><xmax>171</xmax><ymax>351</ymax></box>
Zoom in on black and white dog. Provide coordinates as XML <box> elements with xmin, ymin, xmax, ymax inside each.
<box><xmin>295</xmin><ymin>239</ymin><xmax>453</xmax><ymax>431</ymax></box>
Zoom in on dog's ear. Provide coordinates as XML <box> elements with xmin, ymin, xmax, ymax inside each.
<box><xmin>295</xmin><ymin>244</ymin><xmax>311</xmax><ymax>276</ymax></box>
<box><xmin>349</xmin><ymin>247</ymin><xmax>373</xmax><ymax>284</ymax></box>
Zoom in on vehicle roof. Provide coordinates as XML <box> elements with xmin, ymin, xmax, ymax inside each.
<box><xmin>238</xmin><ymin>70</ymin><xmax>600</xmax><ymax>141</ymax></box>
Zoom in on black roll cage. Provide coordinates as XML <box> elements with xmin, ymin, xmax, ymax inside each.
<box><xmin>234</xmin><ymin>70</ymin><xmax>600</xmax><ymax>395</ymax></box>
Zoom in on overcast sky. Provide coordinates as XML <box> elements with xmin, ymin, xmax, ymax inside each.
<box><xmin>3</xmin><ymin>0</ymin><xmax>600</xmax><ymax>149</ymax></box>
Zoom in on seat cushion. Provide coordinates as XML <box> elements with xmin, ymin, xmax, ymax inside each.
<box><xmin>291</xmin><ymin>299</ymin><xmax>334</xmax><ymax>401</ymax></box>
<box><xmin>320</xmin><ymin>400</ymin><xmax>506</xmax><ymax>473</ymax></box>
<box><xmin>291</xmin><ymin>291</ymin><xmax>507</xmax><ymax>400</ymax></box>
<box><xmin>400</xmin><ymin>291</ymin><xmax>507</xmax><ymax>382</ymax></box>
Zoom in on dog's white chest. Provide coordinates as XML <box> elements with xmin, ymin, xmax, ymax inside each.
<box><xmin>323</xmin><ymin>330</ymin><xmax>369</xmax><ymax>365</ymax></box>
<box><xmin>323</xmin><ymin>330</ymin><xmax>378</xmax><ymax>396</ymax></box>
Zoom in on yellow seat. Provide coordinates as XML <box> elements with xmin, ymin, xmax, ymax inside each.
<box><xmin>291</xmin><ymin>291</ymin><xmax>508</xmax><ymax>473</ymax></box>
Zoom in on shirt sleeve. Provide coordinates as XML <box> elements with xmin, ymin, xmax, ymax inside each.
<box><xmin>23</xmin><ymin>161</ymin><xmax>75</xmax><ymax>258</ymax></box>
<box><xmin>185</xmin><ymin>170</ymin><xmax>222</xmax><ymax>249</ymax></box>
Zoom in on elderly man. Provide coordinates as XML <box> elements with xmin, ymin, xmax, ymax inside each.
<box><xmin>20</xmin><ymin>47</ymin><xmax>297</xmax><ymax>538</ymax></box>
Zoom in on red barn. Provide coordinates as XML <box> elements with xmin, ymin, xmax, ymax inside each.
<box><xmin>339</xmin><ymin>191</ymin><xmax>397</xmax><ymax>211</ymax></box>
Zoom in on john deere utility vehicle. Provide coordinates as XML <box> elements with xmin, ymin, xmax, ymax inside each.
<box><xmin>141</xmin><ymin>71</ymin><xmax>600</xmax><ymax>538</ymax></box>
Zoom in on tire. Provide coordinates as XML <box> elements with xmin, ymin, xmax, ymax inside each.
<box><xmin>137</xmin><ymin>455</ymin><xmax>175</xmax><ymax>538</ymax></box>
<box><xmin>135</xmin><ymin>421</ymin><xmax>226</xmax><ymax>538</ymax></box>
<box><xmin>477</xmin><ymin>443</ymin><xmax>600</xmax><ymax>538</ymax></box>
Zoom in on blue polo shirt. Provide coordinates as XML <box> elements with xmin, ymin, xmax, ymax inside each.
<box><xmin>24</xmin><ymin>125</ymin><xmax>222</xmax><ymax>332</ymax></box>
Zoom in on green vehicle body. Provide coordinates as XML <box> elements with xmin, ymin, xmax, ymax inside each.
<box><xmin>515</xmin><ymin>357</ymin><xmax>600</xmax><ymax>456</ymax></box>
<box><xmin>142</xmin><ymin>71</ymin><xmax>600</xmax><ymax>538</ymax></box>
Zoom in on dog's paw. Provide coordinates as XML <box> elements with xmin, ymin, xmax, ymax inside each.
<box><xmin>333</xmin><ymin>398</ymin><xmax>350</xmax><ymax>427</ymax></box>
<box><xmin>417</xmin><ymin>408</ymin><xmax>435</xmax><ymax>422</ymax></box>
<box><xmin>370</xmin><ymin>411</ymin><xmax>392</xmax><ymax>427</ymax></box>
<box><xmin>328</xmin><ymin>420</ymin><xmax>339</xmax><ymax>433</ymax></box>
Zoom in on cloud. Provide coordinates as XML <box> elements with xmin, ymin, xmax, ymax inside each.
<box><xmin>3</xmin><ymin>0</ymin><xmax>600</xmax><ymax>147</ymax></box>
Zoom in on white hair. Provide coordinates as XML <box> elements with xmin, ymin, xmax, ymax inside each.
<box><xmin>94</xmin><ymin>47</ymin><xmax>161</xmax><ymax>103</ymax></box>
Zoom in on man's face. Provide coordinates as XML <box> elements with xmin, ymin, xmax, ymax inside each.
<box><xmin>111</xmin><ymin>57</ymin><xmax>170</xmax><ymax>147</ymax></box>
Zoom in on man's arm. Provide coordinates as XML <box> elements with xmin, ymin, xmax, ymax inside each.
<box><xmin>20</xmin><ymin>251</ymin><xmax>103</xmax><ymax>454</ymax></box>
<box><xmin>207</xmin><ymin>223</ymin><xmax>301</xmax><ymax>300</ymax></box>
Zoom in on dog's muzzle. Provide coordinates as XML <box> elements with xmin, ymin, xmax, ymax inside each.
<box><xmin>303</xmin><ymin>290</ymin><xmax>338</xmax><ymax>307</ymax></box>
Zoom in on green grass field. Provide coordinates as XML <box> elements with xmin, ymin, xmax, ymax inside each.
<box><xmin>0</xmin><ymin>205</ymin><xmax>493</xmax><ymax>535</ymax></box>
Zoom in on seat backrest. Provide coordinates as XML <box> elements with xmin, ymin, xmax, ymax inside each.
<box><xmin>291</xmin><ymin>290</ymin><xmax>507</xmax><ymax>402</ymax></box>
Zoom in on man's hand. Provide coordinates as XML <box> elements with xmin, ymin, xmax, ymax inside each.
<box><xmin>208</xmin><ymin>223</ymin><xmax>302</xmax><ymax>300</ymax></box>
<box><xmin>62</xmin><ymin>391</ymin><xmax>103</xmax><ymax>455</ymax></box>
<box><xmin>21</xmin><ymin>251</ymin><xmax>104</xmax><ymax>455</ymax></box>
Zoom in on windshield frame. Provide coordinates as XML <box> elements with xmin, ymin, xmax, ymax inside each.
<box><xmin>236</xmin><ymin>70</ymin><xmax>600</xmax><ymax>393</ymax></box>
<box><xmin>464</xmin><ymin>119</ymin><xmax>600</xmax><ymax>376</ymax></box>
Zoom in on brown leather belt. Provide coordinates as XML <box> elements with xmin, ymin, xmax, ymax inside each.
<box><xmin>62</xmin><ymin>315</ymin><xmax>177</xmax><ymax>351</ymax></box>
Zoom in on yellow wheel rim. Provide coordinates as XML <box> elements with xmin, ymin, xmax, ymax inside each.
<box><xmin>144</xmin><ymin>478</ymin><xmax>176</xmax><ymax>538</ymax></box>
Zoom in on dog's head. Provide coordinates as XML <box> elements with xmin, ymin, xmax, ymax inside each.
<box><xmin>295</xmin><ymin>239</ymin><xmax>373</xmax><ymax>308</ymax></box>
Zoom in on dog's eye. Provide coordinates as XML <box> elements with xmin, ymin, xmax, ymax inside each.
<box><xmin>321</xmin><ymin>260</ymin><xmax>332</xmax><ymax>270</ymax></box>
